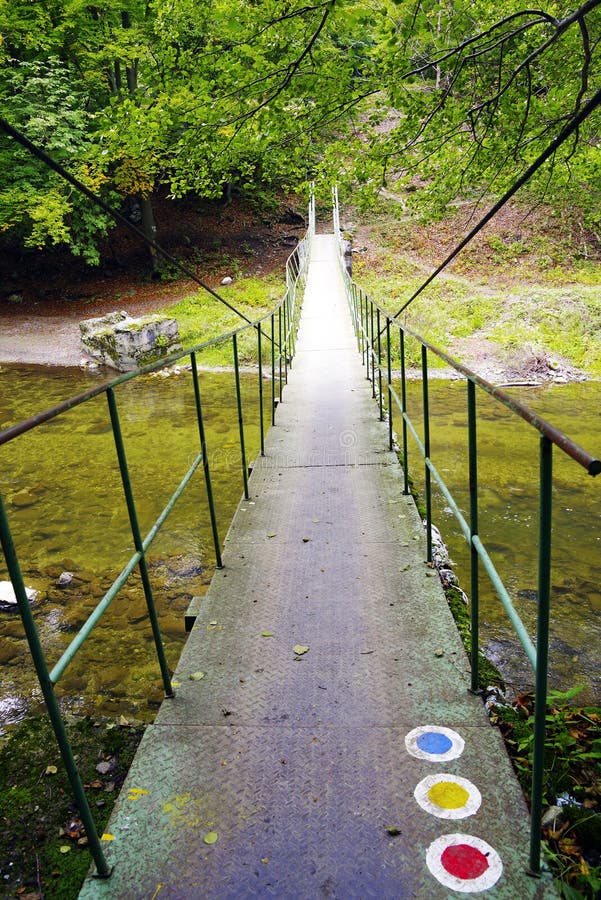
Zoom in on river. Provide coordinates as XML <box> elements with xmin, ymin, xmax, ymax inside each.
<box><xmin>404</xmin><ymin>379</ymin><xmax>600</xmax><ymax>702</ymax></box>
<box><xmin>0</xmin><ymin>366</ymin><xmax>599</xmax><ymax>732</ymax></box>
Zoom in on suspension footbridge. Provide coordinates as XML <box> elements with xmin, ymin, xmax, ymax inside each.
<box><xmin>75</xmin><ymin>232</ymin><xmax>555</xmax><ymax>898</ymax></box>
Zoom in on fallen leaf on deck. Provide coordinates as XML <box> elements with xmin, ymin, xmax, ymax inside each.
<box><xmin>204</xmin><ymin>832</ymin><xmax>218</xmax><ymax>845</ymax></box>
<box><xmin>293</xmin><ymin>645</ymin><xmax>310</xmax><ymax>655</ymax></box>
<box><xmin>262</xmin><ymin>631</ymin><xmax>274</xmax><ymax>637</ymax></box>
<box><xmin>189</xmin><ymin>671</ymin><xmax>206</xmax><ymax>681</ymax></box>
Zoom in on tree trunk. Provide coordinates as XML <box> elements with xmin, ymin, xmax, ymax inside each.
<box><xmin>139</xmin><ymin>195</ymin><xmax>160</xmax><ymax>277</ymax></box>
<box><xmin>121</xmin><ymin>8</ymin><xmax>159</xmax><ymax>274</ymax></box>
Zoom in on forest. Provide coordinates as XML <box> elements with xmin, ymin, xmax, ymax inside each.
<box><xmin>1</xmin><ymin>5</ymin><xmax>601</xmax><ymax>898</ymax></box>
<box><xmin>1</xmin><ymin>0</ymin><xmax>600</xmax><ymax>272</ymax></box>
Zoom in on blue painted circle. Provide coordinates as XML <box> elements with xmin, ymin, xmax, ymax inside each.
<box><xmin>416</xmin><ymin>732</ymin><xmax>453</xmax><ymax>755</ymax></box>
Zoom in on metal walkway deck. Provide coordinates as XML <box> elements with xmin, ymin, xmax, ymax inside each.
<box><xmin>80</xmin><ymin>235</ymin><xmax>554</xmax><ymax>898</ymax></box>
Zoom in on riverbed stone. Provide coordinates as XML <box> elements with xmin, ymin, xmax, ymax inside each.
<box><xmin>80</xmin><ymin>311</ymin><xmax>182</xmax><ymax>372</ymax></box>
<box><xmin>10</xmin><ymin>489</ymin><xmax>37</xmax><ymax>508</ymax></box>
<box><xmin>0</xmin><ymin>581</ymin><xmax>38</xmax><ymax>609</ymax></box>
<box><xmin>0</xmin><ymin>636</ymin><xmax>21</xmax><ymax>664</ymax></box>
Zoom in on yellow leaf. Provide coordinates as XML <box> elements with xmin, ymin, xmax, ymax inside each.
<box><xmin>293</xmin><ymin>645</ymin><xmax>310</xmax><ymax>656</ymax></box>
<box><xmin>203</xmin><ymin>831</ymin><xmax>218</xmax><ymax>845</ymax></box>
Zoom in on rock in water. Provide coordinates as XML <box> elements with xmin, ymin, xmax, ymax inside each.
<box><xmin>0</xmin><ymin>580</ymin><xmax>38</xmax><ymax>611</ymax></box>
<box><xmin>57</xmin><ymin>571</ymin><xmax>74</xmax><ymax>586</ymax></box>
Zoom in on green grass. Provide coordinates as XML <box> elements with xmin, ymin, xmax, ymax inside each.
<box><xmin>353</xmin><ymin>255</ymin><xmax>601</xmax><ymax>377</ymax></box>
<box><xmin>487</xmin><ymin>287</ymin><xmax>601</xmax><ymax>376</ymax></box>
<box><xmin>157</xmin><ymin>273</ymin><xmax>287</xmax><ymax>367</ymax></box>
<box><xmin>0</xmin><ymin>716</ymin><xmax>144</xmax><ymax>897</ymax></box>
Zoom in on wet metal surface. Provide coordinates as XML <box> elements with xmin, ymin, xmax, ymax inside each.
<box><xmin>80</xmin><ymin>236</ymin><xmax>555</xmax><ymax>898</ymax></box>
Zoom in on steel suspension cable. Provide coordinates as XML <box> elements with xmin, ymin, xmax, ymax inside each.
<box><xmin>391</xmin><ymin>85</ymin><xmax>601</xmax><ymax>319</ymax></box>
<box><xmin>0</xmin><ymin>116</ymin><xmax>254</xmax><ymax>326</ymax></box>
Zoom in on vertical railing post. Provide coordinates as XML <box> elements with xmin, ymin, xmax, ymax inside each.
<box><xmin>288</xmin><ymin>286</ymin><xmax>296</xmax><ymax>361</ymax></box>
<box><xmin>360</xmin><ymin>290</ymin><xmax>365</xmax><ymax>364</ymax></box>
<box><xmin>278</xmin><ymin>305</ymin><xmax>283</xmax><ymax>404</ymax></box>
<box><xmin>467</xmin><ymin>380</ymin><xmax>480</xmax><ymax>692</ymax></box>
<box><xmin>352</xmin><ymin>284</ymin><xmax>358</xmax><ymax>346</ymax></box>
<box><xmin>377</xmin><ymin>308</ymin><xmax>383</xmax><ymax>420</ymax></box>
<box><xmin>421</xmin><ymin>346</ymin><xmax>433</xmax><ymax>563</ymax></box>
<box><xmin>400</xmin><ymin>328</ymin><xmax>409</xmax><ymax>495</ymax></box>
<box><xmin>191</xmin><ymin>353</ymin><xmax>223</xmax><ymax>569</ymax></box>
<box><xmin>529</xmin><ymin>435</ymin><xmax>553</xmax><ymax>875</ymax></box>
<box><xmin>232</xmin><ymin>333</ymin><xmax>250</xmax><ymax>501</ymax></box>
<box><xmin>369</xmin><ymin>300</ymin><xmax>376</xmax><ymax>400</ymax></box>
<box><xmin>257</xmin><ymin>325</ymin><xmax>265</xmax><ymax>457</ymax></box>
<box><xmin>271</xmin><ymin>314</ymin><xmax>276</xmax><ymax>426</ymax></box>
<box><xmin>0</xmin><ymin>494</ymin><xmax>112</xmax><ymax>879</ymax></box>
<box><xmin>386</xmin><ymin>318</ymin><xmax>393</xmax><ymax>451</ymax></box>
<box><xmin>365</xmin><ymin>294</ymin><xmax>371</xmax><ymax>379</ymax></box>
<box><xmin>283</xmin><ymin>295</ymin><xmax>289</xmax><ymax>385</ymax></box>
<box><xmin>107</xmin><ymin>387</ymin><xmax>174</xmax><ymax>698</ymax></box>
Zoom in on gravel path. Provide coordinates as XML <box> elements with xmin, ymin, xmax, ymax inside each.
<box><xmin>0</xmin><ymin>317</ymin><xmax>83</xmax><ymax>366</ymax></box>
<box><xmin>0</xmin><ymin>289</ymin><xmax>186</xmax><ymax>367</ymax></box>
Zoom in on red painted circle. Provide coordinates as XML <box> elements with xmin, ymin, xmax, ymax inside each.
<box><xmin>440</xmin><ymin>843</ymin><xmax>489</xmax><ymax>880</ymax></box>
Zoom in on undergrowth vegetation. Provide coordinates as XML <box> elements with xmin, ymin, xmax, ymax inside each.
<box><xmin>157</xmin><ymin>272</ymin><xmax>286</xmax><ymax>367</ymax></box>
<box><xmin>351</xmin><ymin>199</ymin><xmax>601</xmax><ymax>378</ymax></box>
<box><xmin>492</xmin><ymin>690</ymin><xmax>601</xmax><ymax>898</ymax></box>
<box><xmin>0</xmin><ymin>716</ymin><xmax>143</xmax><ymax>898</ymax></box>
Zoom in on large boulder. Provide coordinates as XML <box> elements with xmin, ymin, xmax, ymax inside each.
<box><xmin>80</xmin><ymin>311</ymin><xmax>182</xmax><ymax>372</ymax></box>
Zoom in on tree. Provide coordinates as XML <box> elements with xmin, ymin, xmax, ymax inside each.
<box><xmin>329</xmin><ymin>0</ymin><xmax>601</xmax><ymax>230</ymax></box>
<box><xmin>1</xmin><ymin>0</ymin><xmax>600</xmax><ymax>267</ymax></box>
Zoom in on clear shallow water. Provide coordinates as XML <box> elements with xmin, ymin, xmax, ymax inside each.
<box><xmin>403</xmin><ymin>379</ymin><xmax>601</xmax><ymax>702</ymax></box>
<box><xmin>0</xmin><ymin>363</ymin><xmax>270</xmax><ymax>730</ymax></box>
<box><xmin>0</xmin><ymin>367</ymin><xmax>599</xmax><ymax>732</ymax></box>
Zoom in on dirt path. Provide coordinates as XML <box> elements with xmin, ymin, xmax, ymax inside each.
<box><xmin>0</xmin><ymin>317</ymin><xmax>83</xmax><ymax>366</ymax></box>
<box><xmin>0</xmin><ymin>287</ymin><xmax>191</xmax><ymax>367</ymax></box>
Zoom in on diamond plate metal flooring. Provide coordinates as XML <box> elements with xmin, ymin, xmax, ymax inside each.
<box><xmin>80</xmin><ymin>235</ymin><xmax>555</xmax><ymax>898</ymax></box>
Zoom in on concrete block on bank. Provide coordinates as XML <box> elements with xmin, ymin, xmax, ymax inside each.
<box><xmin>80</xmin><ymin>311</ymin><xmax>182</xmax><ymax>372</ymax></box>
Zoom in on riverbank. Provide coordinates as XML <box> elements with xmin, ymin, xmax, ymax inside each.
<box><xmin>0</xmin><ymin>288</ymin><xmax>593</xmax><ymax>385</ymax></box>
<box><xmin>0</xmin><ymin>286</ymin><xmax>195</xmax><ymax>368</ymax></box>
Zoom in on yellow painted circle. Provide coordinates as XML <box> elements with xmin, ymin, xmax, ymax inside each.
<box><xmin>427</xmin><ymin>781</ymin><xmax>470</xmax><ymax>810</ymax></box>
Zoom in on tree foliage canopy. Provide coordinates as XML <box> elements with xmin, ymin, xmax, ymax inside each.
<box><xmin>0</xmin><ymin>0</ymin><xmax>599</xmax><ymax>262</ymax></box>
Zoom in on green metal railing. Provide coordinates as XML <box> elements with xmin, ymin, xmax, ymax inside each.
<box><xmin>332</xmin><ymin>188</ymin><xmax>600</xmax><ymax>876</ymax></box>
<box><xmin>0</xmin><ymin>212</ymin><xmax>313</xmax><ymax>879</ymax></box>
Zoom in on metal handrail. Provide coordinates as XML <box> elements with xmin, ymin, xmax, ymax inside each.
<box><xmin>332</xmin><ymin>190</ymin><xmax>599</xmax><ymax>877</ymax></box>
<box><xmin>0</xmin><ymin>206</ymin><xmax>313</xmax><ymax>879</ymax></box>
